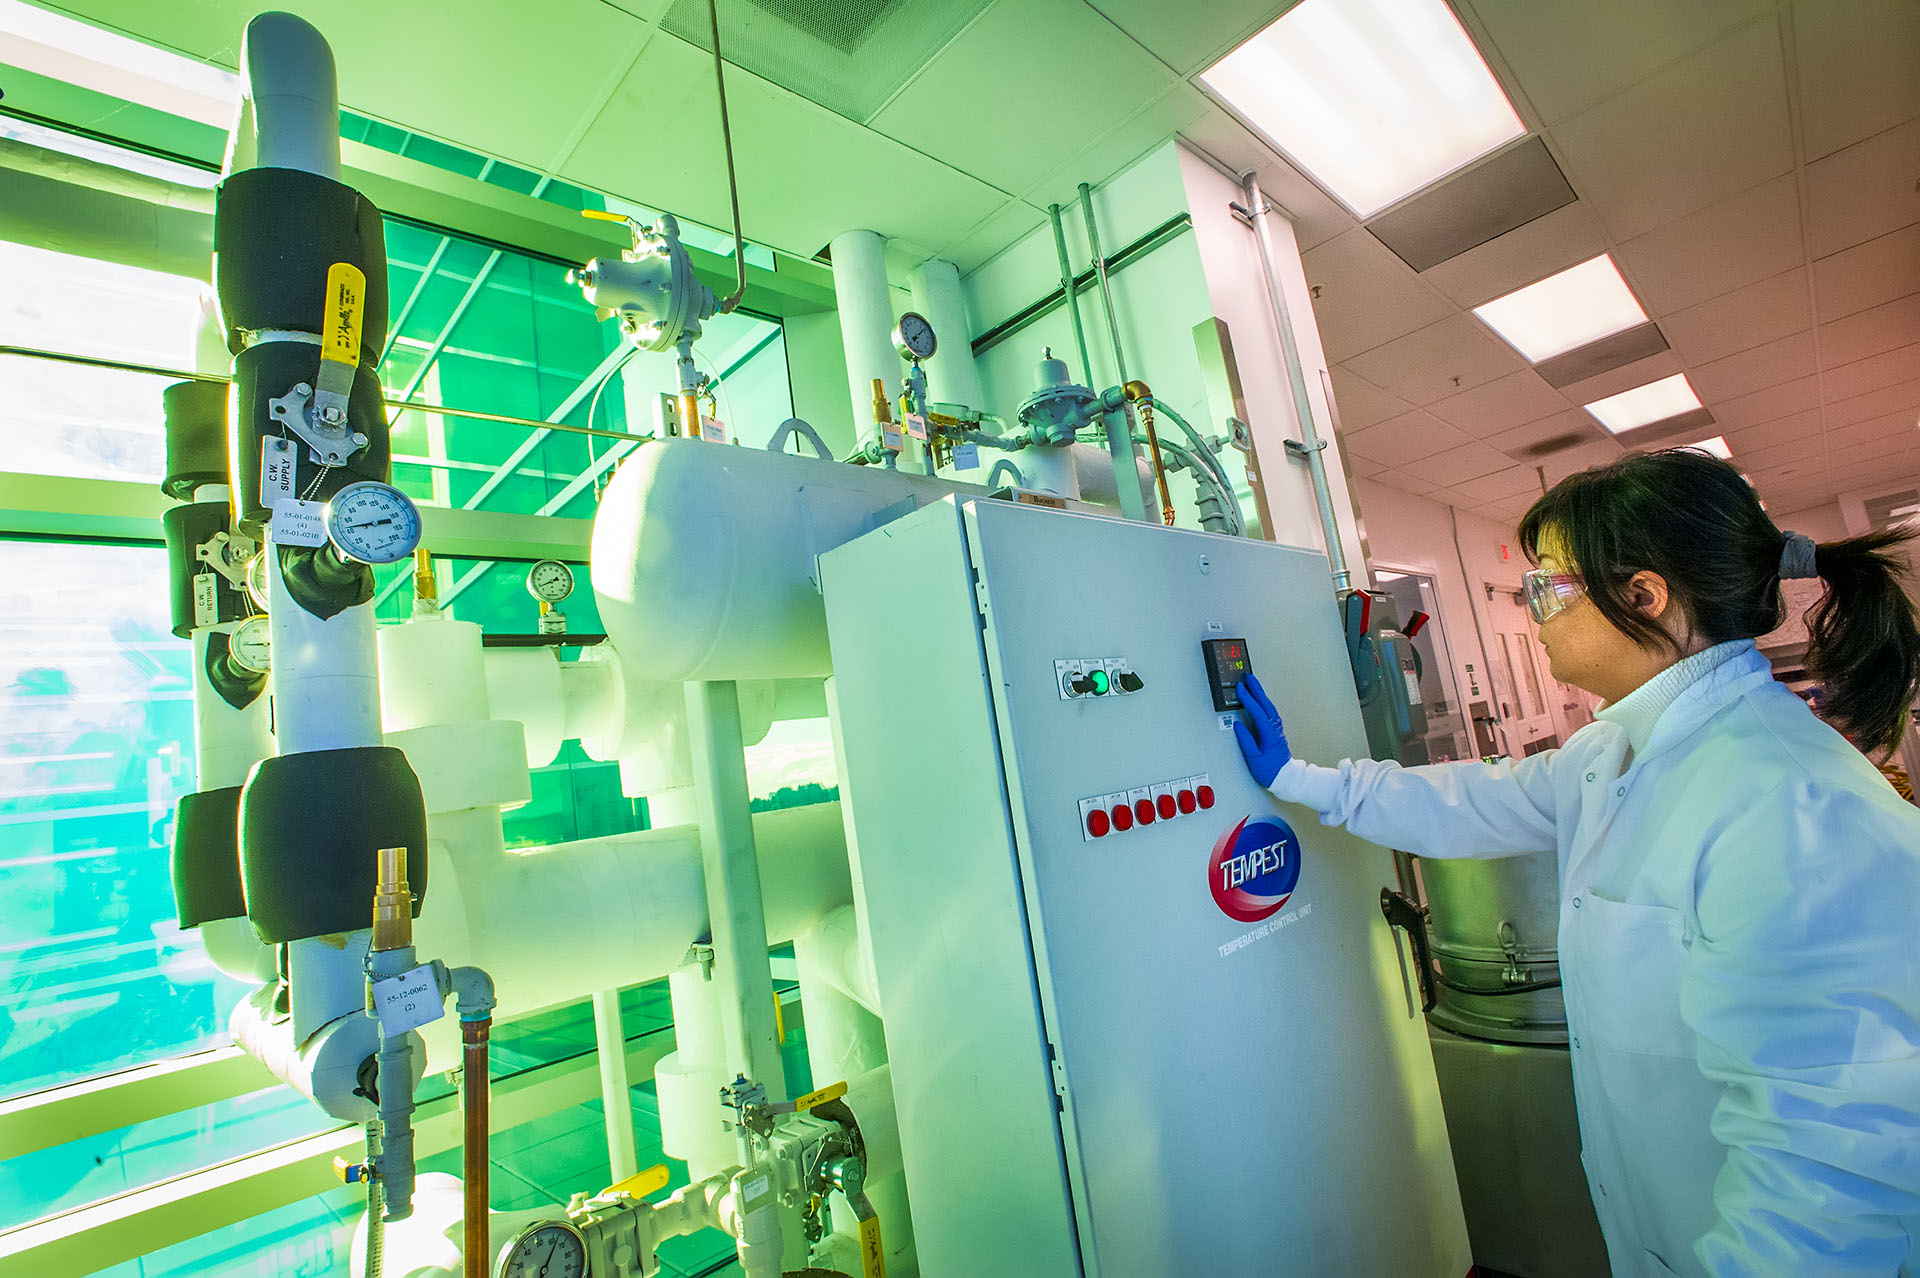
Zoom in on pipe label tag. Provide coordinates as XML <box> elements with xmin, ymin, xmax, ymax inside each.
<box><xmin>192</xmin><ymin>574</ymin><xmax>219</xmax><ymax>628</ymax></box>
<box><xmin>953</xmin><ymin>442</ymin><xmax>979</xmax><ymax>471</ymax></box>
<box><xmin>371</xmin><ymin>964</ymin><xmax>444</xmax><ymax>1037</ymax></box>
<box><xmin>270</xmin><ymin>499</ymin><xmax>328</xmax><ymax>548</ymax></box>
<box><xmin>261</xmin><ymin>437</ymin><xmax>298</xmax><ymax>509</ymax></box>
<box><xmin>904</xmin><ymin>412</ymin><xmax>928</xmax><ymax>441</ymax></box>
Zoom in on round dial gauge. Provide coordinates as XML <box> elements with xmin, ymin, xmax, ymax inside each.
<box><xmin>229</xmin><ymin>615</ymin><xmax>272</xmax><ymax>673</ymax></box>
<box><xmin>892</xmin><ymin>311</ymin><xmax>937</xmax><ymax>361</ymax></box>
<box><xmin>526</xmin><ymin>559</ymin><xmax>575</xmax><ymax>604</ymax></box>
<box><xmin>324</xmin><ymin>481</ymin><xmax>423</xmax><ymax>565</ymax></box>
<box><xmin>497</xmin><ymin>1220</ymin><xmax>586</xmax><ymax>1278</ymax></box>
<box><xmin>245</xmin><ymin>551</ymin><xmax>272</xmax><ymax>612</ymax></box>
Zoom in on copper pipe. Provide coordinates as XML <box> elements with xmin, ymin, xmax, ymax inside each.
<box><xmin>462</xmin><ymin>1016</ymin><xmax>491</xmax><ymax>1278</ymax></box>
<box><xmin>1123</xmin><ymin>381</ymin><xmax>1176</xmax><ymax>526</ymax></box>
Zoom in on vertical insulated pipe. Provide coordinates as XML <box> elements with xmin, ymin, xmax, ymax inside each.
<box><xmin>593</xmin><ymin>989</ymin><xmax>640</xmax><ymax>1182</ymax></box>
<box><xmin>830</xmin><ymin>230</ymin><xmax>905</xmax><ymax>460</ymax></box>
<box><xmin>1239</xmin><ymin>173</ymin><xmax>1352</xmax><ymax>592</ymax></box>
<box><xmin>906</xmin><ymin>258</ymin><xmax>984</xmax><ymax>412</ymax></box>
<box><xmin>685</xmin><ymin>682</ymin><xmax>786</xmax><ymax>1094</ymax></box>
<box><xmin>1076</xmin><ymin>183</ymin><xmax>1149</xmax><ymax>523</ymax></box>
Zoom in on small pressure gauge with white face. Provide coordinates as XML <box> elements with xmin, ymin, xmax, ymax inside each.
<box><xmin>245</xmin><ymin>551</ymin><xmax>272</xmax><ymax>612</ymax></box>
<box><xmin>527</xmin><ymin>559</ymin><xmax>575</xmax><ymax>604</ymax></box>
<box><xmin>324</xmin><ymin>481</ymin><xmax>423</xmax><ymax>565</ymax></box>
<box><xmin>893</xmin><ymin>311</ymin><xmax>937</xmax><ymax>362</ymax></box>
<box><xmin>498</xmin><ymin>1220</ymin><xmax>586</xmax><ymax>1278</ymax></box>
<box><xmin>229</xmin><ymin>615</ymin><xmax>271</xmax><ymax>673</ymax></box>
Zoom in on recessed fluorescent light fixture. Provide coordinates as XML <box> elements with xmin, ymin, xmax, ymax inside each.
<box><xmin>0</xmin><ymin>0</ymin><xmax>237</xmax><ymax>128</ymax></box>
<box><xmin>1583</xmin><ymin>373</ymin><xmax>1704</xmax><ymax>434</ymax></box>
<box><xmin>1199</xmin><ymin>0</ymin><xmax>1526</xmax><ymax>218</ymax></box>
<box><xmin>1682</xmin><ymin>436</ymin><xmax>1733</xmax><ymax>460</ymax></box>
<box><xmin>1472</xmin><ymin>255</ymin><xmax>1648</xmax><ymax>362</ymax></box>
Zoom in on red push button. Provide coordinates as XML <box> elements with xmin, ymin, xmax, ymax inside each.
<box><xmin>1134</xmin><ymin>797</ymin><xmax>1155</xmax><ymax>825</ymax></box>
<box><xmin>1196</xmin><ymin>784</ymin><xmax>1215</xmax><ymax>809</ymax></box>
<box><xmin>1086</xmin><ymin>808</ymin><xmax>1110</xmax><ymax>838</ymax></box>
<box><xmin>1177</xmin><ymin>789</ymin><xmax>1196</xmax><ymax>814</ymax></box>
<box><xmin>1110</xmin><ymin>804</ymin><xmax>1133</xmax><ymax>832</ymax></box>
<box><xmin>1157</xmin><ymin>794</ymin><xmax>1177</xmax><ymax>820</ymax></box>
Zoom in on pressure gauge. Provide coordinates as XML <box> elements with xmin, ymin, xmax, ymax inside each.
<box><xmin>245</xmin><ymin>551</ymin><xmax>272</xmax><ymax>612</ymax></box>
<box><xmin>324</xmin><ymin>481</ymin><xmax>423</xmax><ymax>565</ymax></box>
<box><xmin>527</xmin><ymin>559</ymin><xmax>575</xmax><ymax>604</ymax></box>
<box><xmin>228</xmin><ymin>615</ymin><xmax>271</xmax><ymax>674</ymax></box>
<box><xmin>497</xmin><ymin>1220</ymin><xmax>586</xmax><ymax>1278</ymax></box>
<box><xmin>893</xmin><ymin>311</ymin><xmax>937</xmax><ymax>361</ymax></box>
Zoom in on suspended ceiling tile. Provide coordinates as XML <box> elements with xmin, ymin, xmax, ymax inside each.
<box><xmin>1614</xmin><ymin>175</ymin><xmax>1802</xmax><ymax>314</ymax></box>
<box><xmin>1824</xmin><ymin>409</ymin><xmax>1918</xmax><ymax>453</ymax></box>
<box><xmin>1736</xmin><ymin>440</ymin><xmax>1808</xmax><ymax>474</ymax></box>
<box><xmin>567</xmin><ymin>35</ymin><xmax>1007</xmax><ymax>262</ymax></box>
<box><xmin>936</xmin><ymin>201</ymin><xmax>1048</xmax><ymax>277</ymax></box>
<box><xmin>1547</xmin><ymin>19</ymin><xmax>1792</xmax><ymax>241</ymax></box>
<box><xmin>1429</xmin><ymin>369</ymin><xmax>1572</xmax><ymax>438</ymax></box>
<box><xmin>1018</xmin><ymin>84</ymin><xmax>1213</xmax><ymax>213</ymax></box>
<box><xmin>1081</xmin><ymin>0</ymin><xmax>1291</xmax><ymax>78</ymax></box>
<box><xmin>1541</xmin><ymin>438</ymin><xmax>1626</xmax><ymax>484</ymax></box>
<box><xmin>1343</xmin><ymin>314</ymin><xmax>1529</xmax><ymax>406</ymax></box>
<box><xmin>1365</xmin><ymin>137</ymin><xmax>1577</xmax><ymax>273</ymax></box>
<box><xmin>1686</xmin><ymin>331</ymin><xmax>1817</xmax><ymax>403</ymax></box>
<box><xmin>1727</xmin><ymin>411</ymin><xmax>1820</xmax><ymax>454</ymax></box>
<box><xmin>1343</xmin><ymin>411</ymin><xmax>1473</xmax><ymax>467</ymax></box>
<box><xmin>1658</xmin><ymin>268</ymin><xmax>1810</xmax><ymax>367</ymax></box>
<box><xmin>1533</xmin><ymin>324</ymin><xmax>1671</xmax><ymax>390</ymax></box>
<box><xmin>1803</xmin><ymin>116</ymin><xmax>1920</xmax><ymax>258</ymax></box>
<box><xmin>1549</xmin><ymin>348</ymin><xmax>1683</xmax><ymax>407</ymax></box>
<box><xmin>1421</xmin><ymin>442</ymin><xmax>1518</xmax><ymax>487</ymax></box>
<box><xmin>1486</xmin><ymin>408</ymin><xmax>1604</xmax><ymax>458</ymax></box>
<box><xmin>1812</xmin><ymin>223</ymin><xmax>1920</xmax><ymax>325</ymax></box>
<box><xmin>1711</xmin><ymin>374</ymin><xmax>1822</xmax><ymax>431</ymax></box>
<box><xmin>1456</xmin><ymin>464</ymin><xmax>1544</xmax><ymax>504</ymax></box>
<box><xmin>1827</xmin><ymin>437</ymin><xmax>1908</xmax><ymax>469</ymax></box>
<box><xmin>1420</xmin><ymin>199</ymin><xmax>1611</xmax><ymax>310</ymax></box>
<box><xmin>1348</xmin><ymin>454</ymin><xmax>1392</xmax><ymax>480</ymax></box>
<box><xmin>1327</xmin><ymin>367</ymin><xmax>1412</xmax><ymax>433</ymax></box>
<box><xmin>1820</xmin><ymin>342</ymin><xmax>1920</xmax><ymax>402</ymax></box>
<box><xmin>1825</xmin><ymin>375</ymin><xmax>1920</xmax><ymax>431</ymax></box>
<box><xmin>1299</xmin><ymin>231</ymin><xmax>1453</xmax><ymax>363</ymax></box>
<box><xmin>870</xmin><ymin>0</ymin><xmax>1175</xmax><ymax>198</ymax></box>
<box><xmin>1464</xmin><ymin>0</ymin><xmax>1775</xmax><ymax>125</ymax></box>
<box><xmin>1792</xmin><ymin>0</ymin><xmax>1920</xmax><ymax>161</ymax></box>
<box><xmin>1375</xmin><ymin>469</ymin><xmax>1443</xmax><ymax>498</ymax></box>
<box><xmin>1818</xmin><ymin>293</ymin><xmax>1920</xmax><ymax>369</ymax></box>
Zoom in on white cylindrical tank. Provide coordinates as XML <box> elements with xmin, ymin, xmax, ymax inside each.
<box><xmin>831</xmin><ymin>230</ymin><xmax>903</xmax><ymax>454</ymax></box>
<box><xmin>592</xmin><ymin>439</ymin><xmax>969</xmax><ymax>681</ymax></box>
<box><xmin>908</xmin><ymin>258</ymin><xmax>983</xmax><ymax>412</ymax></box>
<box><xmin>378</xmin><ymin>615</ymin><xmax>491</xmax><ymax>731</ymax></box>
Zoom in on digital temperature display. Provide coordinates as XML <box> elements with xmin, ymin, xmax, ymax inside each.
<box><xmin>1201</xmin><ymin>637</ymin><xmax>1253</xmax><ymax>712</ymax></box>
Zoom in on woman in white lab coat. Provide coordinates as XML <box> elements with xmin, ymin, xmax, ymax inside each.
<box><xmin>1234</xmin><ymin>448</ymin><xmax>1920</xmax><ymax>1278</ymax></box>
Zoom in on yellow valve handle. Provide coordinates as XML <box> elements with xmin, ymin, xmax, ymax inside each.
<box><xmin>857</xmin><ymin>1213</ymin><xmax>885</xmax><ymax>1278</ymax></box>
<box><xmin>321</xmin><ymin>262</ymin><xmax>365</xmax><ymax>367</ymax></box>
<box><xmin>580</xmin><ymin>209</ymin><xmax>629</xmax><ymax>223</ymax></box>
<box><xmin>604</xmin><ymin>1163</ymin><xmax>671</xmax><ymax>1199</ymax></box>
<box><xmin>792</xmin><ymin>1080</ymin><xmax>848</xmax><ymax>1112</ymax></box>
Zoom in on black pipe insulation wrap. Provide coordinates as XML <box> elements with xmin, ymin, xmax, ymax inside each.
<box><xmin>161</xmin><ymin>502</ymin><xmax>252</xmax><ymax>638</ymax></box>
<box><xmin>204</xmin><ymin>628</ymin><xmax>267</xmax><ymax>710</ymax></box>
<box><xmin>239</xmin><ymin>745</ymin><xmax>428</xmax><ymax>944</ymax></box>
<box><xmin>227</xmin><ymin>341</ymin><xmax>391</xmax><ymax>531</ymax></box>
<box><xmin>171</xmin><ymin>785</ymin><xmax>247</xmax><ymax>928</ymax></box>
<box><xmin>276</xmin><ymin>542</ymin><xmax>374</xmax><ymax>620</ymax></box>
<box><xmin>214</xmin><ymin>166</ymin><xmax>389</xmax><ymax>358</ymax></box>
<box><xmin>162</xmin><ymin>379</ymin><xmax>233</xmax><ymax>500</ymax></box>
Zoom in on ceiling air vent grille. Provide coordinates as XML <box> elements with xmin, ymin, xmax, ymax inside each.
<box><xmin>1513</xmin><ymin>431</ymin><xmax>1593</xmax><ymax>459</ymax></box>
<box><xmin>661</xmin><ymin>0</ymin><xmax>993</xmax><ymax>123</ymax></box>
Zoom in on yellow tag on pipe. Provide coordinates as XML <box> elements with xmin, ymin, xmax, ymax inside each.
<box><xmin>858</xmin><ymin>1216</ymin><xmax>885</xmax><ymax>1278</ymax></box>
<box><xmin>581</xmin><ymin>208</ymin><xmax>628</xmax><ymax>223</ymax></box>
<box><xmin>321</xmin><ymin>262</ymin><xmax>365</xmax><ymax>367</ymax></box>
<box><xmin>792</xmin><ymin>1080</ymin><xmax>848</xmax><ymax>1112</ymax></box>
<box><xmin>774</xmin><ymin>992</ymin><xmax>786</xmax><ymax>1043</ymax></box>
<box><xmin>604</xmin><ymin>1163</ymin><xmax>671</xmax><ymax>1199</ymax></box>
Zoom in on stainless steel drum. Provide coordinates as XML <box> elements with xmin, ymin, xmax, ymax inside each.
<box><xmin>1415</xmin><ymin>849</ymin><xmax>1567</xmax><ymax>1045</ymax></box>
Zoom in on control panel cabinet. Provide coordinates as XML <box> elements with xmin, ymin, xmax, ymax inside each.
<box><xmin>821</xmin><ymin>498</ymin><xmax>1468</xmax><ymax>1278</ymax></box>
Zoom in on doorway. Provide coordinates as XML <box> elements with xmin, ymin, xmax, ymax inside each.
<box><xmin>1374</xmin><ymin>568</ymin><xmax>1473</xmax><ymax>762</ymax></box>
<box><xmin>1483</xmin><ymin>582</ymin><xmax>1560</xmax><ymax>754</ymax></box>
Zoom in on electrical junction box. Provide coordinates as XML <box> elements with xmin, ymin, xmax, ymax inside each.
<box><xmin>821</xmin><ymin>497</ymin><xmax>1469</xmax><ymax>1278</ymax></box>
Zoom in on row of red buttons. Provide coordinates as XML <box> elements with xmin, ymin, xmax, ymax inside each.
<box><xmin>1084</xmin><ymin>783</ymin><xmax>1214</xmax><ymax>838</ymax></box>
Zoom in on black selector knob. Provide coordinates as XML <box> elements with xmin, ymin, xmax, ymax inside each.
<box><xmin>1117</xmin><ymin>671</ymin><xmax>1144</xmax><ymax>693</ymax></box>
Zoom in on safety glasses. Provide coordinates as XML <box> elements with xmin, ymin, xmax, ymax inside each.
<box><xmin>1522</xmin><ymin>568</ymin><xmax>1585</xmax><ymax>624</ymax></box>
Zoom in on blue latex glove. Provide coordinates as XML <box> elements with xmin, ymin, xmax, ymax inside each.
<box><xmin>1233</xmin><ymin>674</ymin><xmax>1292</xmax><ymax>788</ymax></box>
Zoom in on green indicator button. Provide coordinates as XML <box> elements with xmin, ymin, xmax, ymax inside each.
<box><xmin>1088</xmin><ymin>669</ymin><xmax>1110</xmax><ymax>695</ymax></box>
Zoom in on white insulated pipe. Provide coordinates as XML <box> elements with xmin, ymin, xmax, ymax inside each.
<box><xmin>657</xmin><ymin>967</ymin><xmax>735</xmax><ymax>1179</ymax></box>
<box><xmin>592</xmin><ymin>989</ymin><xmax>640</xmax><ymax>1183</ymax></box>
<box><xmin>830</xmin><ymin>230</ymin><xmax>903</xmax><ymax>455</ymax></box>
<box><xmin>225</xmin><ymin>11</ymin><xmax>341</xmax><ymax>180</ymax></box>
<box><xmin>906</xmin><ymin>258</ymin><xmax>983</xmax><ymax>412</ymax></box>
<box><xmin>266</xmin><ymin>557</ymin><xmax>384</xmax><ymax>754</ymax></box>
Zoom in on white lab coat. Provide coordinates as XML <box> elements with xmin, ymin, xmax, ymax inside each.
<box><xmin>1272</xmin><ymin>643</ymin><xmax>1920</xmax><ymax>1277</ymax></box>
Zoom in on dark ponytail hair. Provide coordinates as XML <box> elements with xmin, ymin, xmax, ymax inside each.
<box><xmin>1517</xmin><ymin>448</ymin><xmax>1920</xmax><ymax>753</ymax></box>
